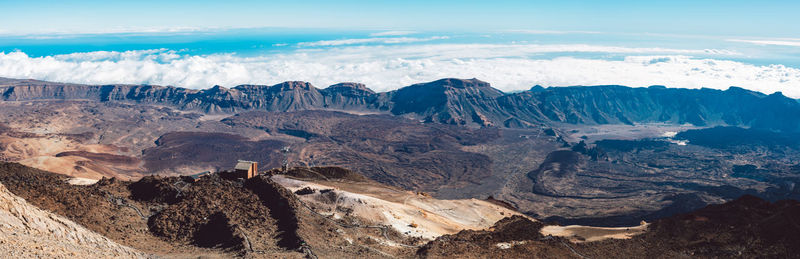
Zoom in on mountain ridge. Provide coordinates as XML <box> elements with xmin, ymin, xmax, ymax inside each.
<box><xmin>2</xmin><ymin>77</ymin><xmax>799</xmax><ymax>131</ymax></box>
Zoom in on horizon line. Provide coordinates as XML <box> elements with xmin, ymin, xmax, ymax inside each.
<box><xmin>0</xmin><ymin>76</ymin><xmax>784</xmax><ymax>98</ymax></box>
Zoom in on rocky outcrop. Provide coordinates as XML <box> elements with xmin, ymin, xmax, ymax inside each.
<box><xmin>244</xmin><ymin>175</ymin><xmax>304</xmax><ymax>250</ymax></box>
<box><xmin>527</xmin><ymin>150</ymin><xmax>584</xmax><ymax>197</ymax></box>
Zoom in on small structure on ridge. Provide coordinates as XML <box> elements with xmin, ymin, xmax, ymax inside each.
<box><xmin>233</xmin><ymin>160</ymin><xmax>258</xmax><ymax>179</ymax></box>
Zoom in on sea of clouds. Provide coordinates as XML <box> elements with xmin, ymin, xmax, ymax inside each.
<box><xmin>1</xmin><ymin>43</ymin><xmax>799</xmax><ymax>97</ymax></box>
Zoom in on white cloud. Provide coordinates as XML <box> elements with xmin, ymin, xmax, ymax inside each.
<box><xmin>0</xmin><ymin>26</ymin><xmax>226</xmax><ymax>37</ymax></box>
<box><xmin>0</xmin><ymin>44</ymin><xmax>798</xmax><ymax>98</ymax></box>
<box><xmin>369</xmin><ymin>31</ymin><xmax>417</xmax><ymax>36</ymax></box>
<box><xmin>297</xmin><ymin>36</ymin><xmax>449</xmax><ymax>47</ymax></box>
<box><xmin>505</xmin><ymin>29</ymin><xmax>601</xmax><ymax>34</ymax></box>
<box><xmin>728</xmin><ymin>39</ymin><xmax>800</xmax><ymax>47</ymax></box>
<box><xmin>307</xmin><ymin>44</ymin><xmax>739</xmax><ymax>59</ymax></box>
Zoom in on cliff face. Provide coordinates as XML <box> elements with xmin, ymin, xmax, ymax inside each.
<box><xmin>498</xmin><ymin>85</ymin><xmax>800</xmax><ymax>132</ymax></box>
<box><xmin>319</xmin><ymin>82</ymin><xmax>379</xmax><ymax>111</ymax></box>
<box><xmin>3</xmin><ymin>77</ymin><xmax>800</xmax><ymax>131</ymax></box>
<box><xmin>384</xmin><ymin>78</ymin><xmax>508</xmax><ymax>127</ymax></box>
<box><xmin>0</xmin><ymin>80</ymin><xmax>328</xmax><ymax>113</ymax></box>
<box><xmin>229</xmin><ymin>81</ymin><xmax>324</xmax><ymax>112</ymax></box>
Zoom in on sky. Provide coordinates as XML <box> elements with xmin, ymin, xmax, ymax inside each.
<box><xmin>0</xmin><ymin>1</ymin><xmax>799</xmax><ymax>97</ymax></box>
<box><xmin>2</xmin><ymin>0</ymin><xmax>798</xmax><ymax>37</ymax></box>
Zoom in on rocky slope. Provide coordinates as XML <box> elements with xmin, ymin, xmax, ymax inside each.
<box><xmin>4</xmin><ymin>77</ymin><xmax>799</xmax><ymax>130</ymax></box>
<box><xmin>0</xmin><ymin>180</ymin><xmax>145</xmax><ymax>258</ymax></box>
<box><xmin>575</xmin><ymin>194</ymin><xmax>800</xmax><ymax>258</ymax></box>
<box><xmin>219</xmin><ymin>110</ymin><xmax>500</xmax><ymax>192</ymax></box>
<box><xmin>273</xmin><ymin>167</ymin><xmax>523</xmax><ymax>240</ymax></box>
<box><xmin>2</xmin><ymin>156</ymin><xmax>799</xmax><ymax>258</ymax></box>
<box><xmin>0</xmin><ymin>162</ymin><xmax>535</xmax><ymax>258</ymax></box>
<box><xmin>420</xmin><ymin>195</ymin><xmax>800</xmax><ymax>258</ymax></box>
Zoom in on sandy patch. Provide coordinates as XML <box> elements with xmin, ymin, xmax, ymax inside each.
<box><xmin>540</xmin><ymin>223</ymin><xmax>648</xmax><ymax>242</ymax></box>
<box><xmin>67</xmin><ymin>177</ymin><xmax>100</xmax><ymax>185</ymax></box>
<box><xmin>273</xmin><ymin>175</ymin><xmax>523</xmax><ymax>240</ymax></box>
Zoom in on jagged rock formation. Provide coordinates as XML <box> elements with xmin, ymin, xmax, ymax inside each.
<box><xmin>0</xmin><ymin>181</ymin><xmax>145</xmax><ymax>258</ymax></box>
<box><xmin>3</xmin><ymin>77</ymin><xmax>800</xmax><ymax>131</ymax></box>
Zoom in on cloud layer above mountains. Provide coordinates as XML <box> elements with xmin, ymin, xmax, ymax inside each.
<box><xmin>1</xmin><ymin>43</ymin><xmax>799</xmax><ymax>97</ymax></box>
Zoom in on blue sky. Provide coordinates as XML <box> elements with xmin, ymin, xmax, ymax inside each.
<box><xmin>1</xmin><ymin>0</ymin><xmax>799</xmax><ymax>37</ymax></box>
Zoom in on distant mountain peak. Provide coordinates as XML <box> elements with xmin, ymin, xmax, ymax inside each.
<box><xmin>327</xmin><ymin>82</ymin><xmax>375</xmax><ymax>94</ymax></box>
<box><xmin>269</xmin><ymin>81</ymin><xmax>317</xmax><ymax>91</ymax></box>
<box><xmin>207</xmin><ymin>85</ymin><xmax>229</xmax><ymax>93</ymax></box>
<box><xmin>388</xmin><ymin>78</ymin><xmax>507</xmax><ymax>126</ymax></box>
<box><xmin>769</xmin><ymin>91</ymin><xmax>786</xmax><ymax>97</ymax></box>
<box><xmin>425</xmin><ymin>78</ymin><xmax>492</xmax><ymax>89</ymax></box>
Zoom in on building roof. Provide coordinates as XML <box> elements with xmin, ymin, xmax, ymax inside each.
<box><xmin>235</xmin><ymin>160</ymin><xmax>256</xmax><ymax>171</ymax></box>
